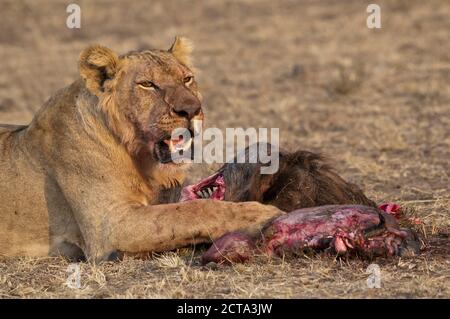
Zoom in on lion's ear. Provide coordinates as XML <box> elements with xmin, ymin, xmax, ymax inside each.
<box><xmin>79</xmin><ymin>45</ymin><xmax>120</xmax><ymax>95</ymax></box>
<box><xmin>168</xmin><ymin>36</ymin><xmax>194</xmax><ymax>68</ymax></box>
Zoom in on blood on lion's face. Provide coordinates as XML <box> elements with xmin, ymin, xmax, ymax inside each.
<box><xmin>112</xmin><ymin>50</ymin><xmax>202</xmax><ymax>164</ymax></box>
<box><xmin>80</xmin><ymin>37</ymin><xmax>203</xmax><ymax>166</ymax></box>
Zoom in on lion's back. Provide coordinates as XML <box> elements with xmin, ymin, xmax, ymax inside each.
<box><xmin>0</xmin><ymin>124</ymin><xmax>51</xmax><ymax>256</ymax></box>
<box><xmin>0</xmin><ymin>124</ymin><xmax>26</xmax><ymax>132</ymax></box>
<box><xmin>0</xmin><ymin>124</ymin><xmax>27</xmax><ymax>164</ymax></box>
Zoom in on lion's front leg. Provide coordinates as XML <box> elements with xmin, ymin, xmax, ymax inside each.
<box><xmin>98</xmin><ymin>200</ymin><xmax>283</xmax><ymax>262</ymax></box>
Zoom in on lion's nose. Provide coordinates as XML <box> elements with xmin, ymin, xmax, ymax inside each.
<box><xmin>172</xmin><ymin>97</ymin><xmax>201</xmax><ymax>120</ymax></box>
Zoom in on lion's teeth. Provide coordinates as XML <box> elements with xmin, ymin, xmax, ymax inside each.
<box><xmin>168</xmin><ymin>140</ymin><xmax>175</xmax><ymax>152</ymax></box>
<box><xmin>171</xmin><ymin>137</ymin><xmax>192</xmax><ymax>153</ymax></box>
<box><xmin>181</xmin><ymin>137</ymin><xmax>192</xmax><ymax>151</ymax></box>
<box><xmin>196</xmin><ymin>187</ymin><xmax>216</xmax><ymax>199</ymax></box>
<box><xmin>202</xmin><ymin>190</ymin><xmax>209</xmax><ymax>198</ymax></box>
<box><xmin>192</xmin><ymin>120</ymin><xmax>202</xmax><ymax>136</ymax></box>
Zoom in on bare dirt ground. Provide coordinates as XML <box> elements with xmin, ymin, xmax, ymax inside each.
<box><xmin>0</xmin><ymin>0</ymin><xmax>448</xmax><ymax>298</ymax></box>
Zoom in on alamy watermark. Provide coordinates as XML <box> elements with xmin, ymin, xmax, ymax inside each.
<box><xmin>66</xmin><ymin>3</ymin><xmax>381</xmax><ymax>30</ymax></box>
<box><xmin>366</xmin><ymin>4</ymin><xmax>381</xmax><ymax>29</ymax></box>
<box><xmin>366</xmin><ymin>263</ymin><xmax>381</xmax><ymax>288</ymax></box>
<box><xmin>66</xmin><ymin>263</ymin><xmax>81</xmax><ymax>289</ymax></box>
<box><xmin>169</xmin><ymin>120</ymin><xmax>280</xmax><ymax>174</ymax></box>
<box><xmin>66</xmin><ymin>4</ymin><xmax>81</xmax><ymax>29</ymax></box>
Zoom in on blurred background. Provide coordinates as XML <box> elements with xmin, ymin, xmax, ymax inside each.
<box><xmin>0</xmin><ymin>0</ymin><xmax>449</xmax><ymax>203</ymax></box>
<box><xmin>0</xmin><ymin>0</ymin><xmax>449</xmax><ymax>299</ymax></box>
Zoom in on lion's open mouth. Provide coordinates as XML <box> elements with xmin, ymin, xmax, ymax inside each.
<box><xmin>179</xmin><ymin>172</ymin><xmax>226</xmax><ymax>201</ymax></box>
<box><xmin>154</xmin><ymin>129</ymin><xmax>195</xmax><ymax>164</ymax></box>
<box><xmin>163</xmin><ymin>135</ymin><xmax>193</xmax><ymax>154</ymax></box>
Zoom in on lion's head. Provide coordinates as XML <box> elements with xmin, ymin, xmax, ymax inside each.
<box><xmin>78</xmin><ymin>37</ymin><xmax>203</xmax><ymax>173</ymax></box>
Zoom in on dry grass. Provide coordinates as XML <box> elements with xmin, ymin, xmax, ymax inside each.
<box><xmin>0</xmin><ymin>0</ymin><xmax>449</xmax><ymax>298</ymax></box>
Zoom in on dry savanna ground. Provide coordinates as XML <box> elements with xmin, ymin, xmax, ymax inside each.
<box><xmin>0</xmin><ymin>0</ymin><xmax>448</xmax><ymax>298</ymax></box>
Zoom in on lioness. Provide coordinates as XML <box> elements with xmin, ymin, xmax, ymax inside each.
<box><xmin>0</xmin><ymin>37</ymin><xmax>283</xmax><ymax>262</ymax></box>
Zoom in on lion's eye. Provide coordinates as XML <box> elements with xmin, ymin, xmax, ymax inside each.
<box><xmin>183</xmin><ymin>76</ymin><xmax>194</xmax><ymax>85</ymax></box>
<box><xmin>138</xmin><ymin>81</ymin><xmax>157</xmax><ymax>90</ymax></box>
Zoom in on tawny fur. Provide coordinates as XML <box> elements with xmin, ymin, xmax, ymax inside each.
<box><xmin>169</xmin><ymin>36</ymin><xmax>195</xmax><ymax>68</ymax></box>
<box><xmin>0</xmin><ymin>39</ymin><xmax>283</xmax><ymax>262</ymax></box>
<box><xmin>79</xmin><ymin>45</ymin><xmax>121</xmax><ymax>94</ymax></box>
